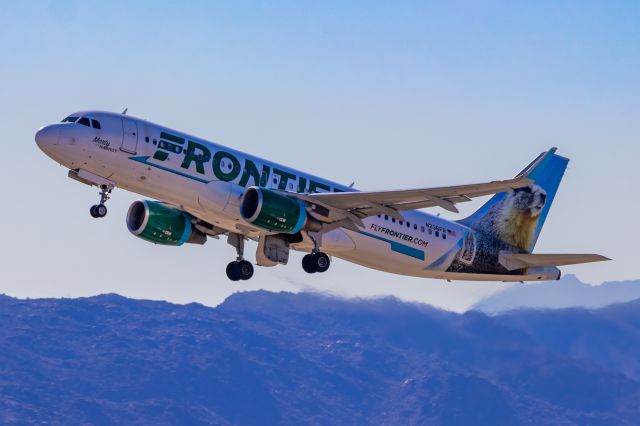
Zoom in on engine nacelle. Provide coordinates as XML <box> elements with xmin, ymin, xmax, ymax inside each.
<box><xmin>240</xmin><ymin>187</ymin><xmax>310</xmax><ymax>234</ymax></box>
<box><xmin>126</xmin><ymin>200</ymin><xmax>206</xmax><ymax>246</ymax></box>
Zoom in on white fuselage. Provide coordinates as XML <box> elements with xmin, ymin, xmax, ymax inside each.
<box><xmin>35</xmin><ymin>111</ymin><xmax>557</xmax><ymax>282</ymax></box>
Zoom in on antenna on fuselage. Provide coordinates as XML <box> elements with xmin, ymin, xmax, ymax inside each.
<box><xmin>122</xmin><ymin>108</ymin><xmax>128</xmax><ymax>115</ymax></box>
<box><xmin>349</xmin><ymin>182</ymin><xmax>355</xmax><ymax>188</ymax></box>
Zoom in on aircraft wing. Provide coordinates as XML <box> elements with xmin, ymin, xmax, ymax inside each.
<box><xmin>314</xmin><ymin>176</ymin><xmax>532</xmax><ymax>213</ymax></box>
<box><xmin>499</xmin><ymin>252</ymin><xmax>611</xmax><ymax>271</ymax></box>
<box><xmin>281</xmin><ymin>147</ymin><xmax>556</xmax><ymax>232</ymax></box>
<box><xmin>282</xmin><ymin>175</ymin><xmax>532</xmax><ymax>231</ymax></box>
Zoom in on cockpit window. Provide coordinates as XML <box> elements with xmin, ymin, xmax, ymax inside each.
<box><xmin>62</xmin><ymin>116</ymin><xmax>79</xmax><ymax>123</ymax></box>
<box><xmin>77</xmin><ymin>117</ymin><xmax>91</xmax><ymax>127</ymax></box>
<box><xmin>91</xmin><ymin>119</ymin><xmax>101</xmax><ymax>129</ymax></box>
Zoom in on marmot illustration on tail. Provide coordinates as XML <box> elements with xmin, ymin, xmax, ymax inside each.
<box><xmin>473</xmin><ymin>185</ymin><xmax>547</xmax><ymax>251</ymax></box>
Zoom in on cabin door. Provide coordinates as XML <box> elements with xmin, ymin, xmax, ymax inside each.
<box><xmin>121</xmin><ymin>117</ymin><xmax>138</xmax><ymax>154</ymax></box>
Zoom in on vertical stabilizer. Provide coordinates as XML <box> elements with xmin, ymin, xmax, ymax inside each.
<box><xmin>460</xmin><ymin>148</ymin><xmax>569</xmax><ymax>252</ymax></box>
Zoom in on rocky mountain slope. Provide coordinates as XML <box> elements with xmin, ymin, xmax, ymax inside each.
<box><xmin>1</xmin><ymin>291</ymin><xmax>639</xmax><ymax>425</ymax></box>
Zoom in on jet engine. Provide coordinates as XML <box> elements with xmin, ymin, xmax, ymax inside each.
<box><xmin>126</xmin><ymin>200</ymin><xmax>206</xmax><ymax>246</ymax></box>
<box><xmin>240</xmin><ymin>186</ymin><xmax>320</xmax><ymax>234</ymax></box>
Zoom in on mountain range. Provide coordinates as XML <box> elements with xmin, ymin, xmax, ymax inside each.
<box><xmin>1</xmin><ymin>290</ymin><xmax>640</xmax><ymax>425</ymax></box>
<box><xmin>473</xmin><ymin>274</ymin><xmax>640</xmax><ymax>313</ymax></box>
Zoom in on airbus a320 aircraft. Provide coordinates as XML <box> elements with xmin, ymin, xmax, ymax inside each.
<box><xmin>35</xmin><ymin>111</ymin><xmax>608</xmax><ymax>281</ymax></box>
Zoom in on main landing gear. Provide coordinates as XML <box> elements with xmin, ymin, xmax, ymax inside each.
<box><xmin>302</xmin><ymin>232</ymin><xmax>331</xmax><ymax>274</ymax></box>
<box><xmin>226</xmin><ymin>233</ymin><xmax>254</xmax><ymax>281</ymax></box>
<box><xmin>89</xmin><ymin>185</ymin><xmax>113</xmax><ymax>218</ymax></box>
<box><xmin>302</xmin><ymin>252</ymin><xmax>330</xmax><ymax>274</ymax></box>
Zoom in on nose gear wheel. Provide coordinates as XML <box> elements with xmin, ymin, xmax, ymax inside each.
<box><xmin>89</xmin><ymin>185</ymin><xmax>113</xmax><ymax>219</ymax></box>
<box><xmin>90</xmin><ymin>204</ymin><xmax>107</xmax><ymax>218</ymax></box>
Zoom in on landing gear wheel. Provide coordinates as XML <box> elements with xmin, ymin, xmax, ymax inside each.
<box><xmin>313</xmin><ymin>252</ymin><xmax>331</xmax><ymax>273</ymax></box>
<box><xmin>89</xmin><ymin>204</ymin><xmax>107</xmax><ymax>218</ymax></box>
<box><xmin>226</xmin><ymin>262</ymin><xmax>241</xmax><ymax>281</ymax></box>
<box><xmin>226</xmin><ymin>260</ymin><xmax>254</xmax><ymax>281</ymax></box>
<box><xmin>225</xmin><ymin>234</ymin><xmax>254</xmax><ymax>281</ymax></box>
<box><xmin>302</xmin><ymin>254</ymin><xmax>317</xmax><ymax>274</ymax></box>
<box><xmin>89</xmin><ymin>185</ymin><xmax>113</xmax><ymax>219</ymax></box>
<box><xmin>302</xmin><ymin>252</ymin><xmax>330</xmax><ymax>273</ymax></box>
<box><xmin>95</xmin><ymin>204</ymin><xmax>107</xmax><ymax>218</ymax></box>
<box><xmin>238</xmin><ymin>260</ymin><xmax>254</xmax><ymax>280</ymax></box>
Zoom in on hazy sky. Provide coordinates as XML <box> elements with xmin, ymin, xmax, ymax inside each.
<box><xmin>1</xmin><ymin>1</ymin><xmax>638</xmax><ymax>312</ymax></box>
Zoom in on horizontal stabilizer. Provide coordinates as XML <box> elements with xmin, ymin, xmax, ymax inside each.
<box><xmin>499</xmin><ymin>252</ymin><xmax>610</xmax><ymax>271</ymax></box>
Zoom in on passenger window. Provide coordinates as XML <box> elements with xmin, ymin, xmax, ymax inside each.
<box><xmin>443</xmin><ymin>233</ymin><xmax>446</xmax><ymax>239</ymax></box>
<box><xmin>406</xmin><ymin>222</ymin><xmax>410</xmax><ymax>228</ymax></box>
<box><xmin>428</xmin><ymin>229</ymin><xmax>432</xmax><ymax>235</ymax></box>
<box><xmin>145</xmin><ymin>137</ymin><xmax>150</xmax><ymax>142</ymax></box>
<box><xmin>400</xmin><ymin>221</ymin><xmax>403</xmax><ymax>225</ymax></box>
<box><xmin>91</xmin><ymin>119</ymin><xmax>101</xmax><ymax>129</ymax></box>
<box><xmin>421</xmin><ymin>226</ymin><xmax>425</xmax><ymax>232</ymax></box>
<box><xmin>78</xmin><ymin>117</ymin><xmax>90</xmax><ymax>127</ymax></box>
<box><xmin>384</xmin><ymin>215</ymin><xmax>388</xmax><ymax>220</ymax></box>
<box><xmin>414</xmin><ymin>224</ymin><xmax>418</xmax><ymax>230</ymax></box>
<box><xmin>392</xmin><ymin>218</ymin><xmax>396</xmax><ymax>223</ymax></box>
<box><xmin>435</xmin><ymin>231</ymin><xmax>439</xmax><ymax>237</ymax></box>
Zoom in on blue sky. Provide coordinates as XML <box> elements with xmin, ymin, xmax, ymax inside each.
<box><xmin>1</xmin><ymin>0</ymin><xmax>638</xmax><ymax>311</ymax></box>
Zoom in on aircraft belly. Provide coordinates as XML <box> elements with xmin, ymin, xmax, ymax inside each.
<box><xmin>342</xmin><ymin>230</ymin><xmax>425</xmax><ymax>274</ymax></box>
<box><xmin>198</xmin><ymin>180</ymin><xmax>232</xmax><ymax>213</ymax></box>
<box><xmin>322</xmin><ymin>229</ymin><xmax>356</xmax><ymax>253</ymax></box>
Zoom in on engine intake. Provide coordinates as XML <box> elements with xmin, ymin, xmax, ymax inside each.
<box><xmin>240</xmin><ymin>187</ymin><xmax>309</xmax><ymax>234</ymax></box>
<box><xmin>126</xmin><ymin>200</ymin><xmax>206</xmax><ymax>246</ymax></box>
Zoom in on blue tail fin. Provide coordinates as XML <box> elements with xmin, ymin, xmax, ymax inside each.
<box><xmin>460</xmin><ymin>148</ymin><xmax>569</xmax><ymax>252</ymax></box>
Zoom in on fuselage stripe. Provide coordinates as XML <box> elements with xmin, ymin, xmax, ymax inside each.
<box><xmin>358</xmin><ymin>230</ymin><xmax>425</xmax><ymax>261</ymax></box>
<box><xmin>129</xmin><ymin>156</ymin><xmax>210</xmax><ymax>184</ymax></box>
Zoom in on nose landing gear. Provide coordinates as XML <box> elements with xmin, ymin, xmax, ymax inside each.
<box><xmin>90</xmin><ymin>184</ymin><xmax>113</xmax><ymax>218</ymax></box>
<box><xmin>226</xmin><ymin>233</ymin><xmax>255</xmax><ymax>281</ymax></box>
<box><xmin>90</xmin><ymin>204</ymin><xmax>107</xmax><ymax>218</ymax></box>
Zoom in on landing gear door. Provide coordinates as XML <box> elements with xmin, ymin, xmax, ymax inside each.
<box><xmin>120</xmin><ymin>117</ymin><xmax>138</xmax><ymax>154</ymax></box>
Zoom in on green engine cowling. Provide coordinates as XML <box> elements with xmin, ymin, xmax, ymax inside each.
<box><xmin>126</xmin><ymin>200</ymin><xmax>206</xmax><ymax>246</ymax></box>
<box><xmin>240</xmin><ymin>187</ymin><xmax>308</xmax><ymax>234</ymax></box>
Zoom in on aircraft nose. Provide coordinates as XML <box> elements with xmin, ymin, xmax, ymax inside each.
<box><xmin>35</xmin><ymin>125</ymin><xmax>60</xmax><ymax>152</ymax></box>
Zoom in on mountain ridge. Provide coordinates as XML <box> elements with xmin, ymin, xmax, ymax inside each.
<box><xmin>1</xmin><ymin>290</ymin><xmax>640</xmax><ymax>425</ymax></box>
<box><xmin>472</xmin><ymin>274</ymin><xmax>640</xmax><ymax>313</ymax></box>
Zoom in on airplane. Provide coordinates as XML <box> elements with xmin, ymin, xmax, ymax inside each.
<box><xmin>35</xmin><ymin>110</ymin><xmax>609</xmax><ymax>282</ymax></box>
